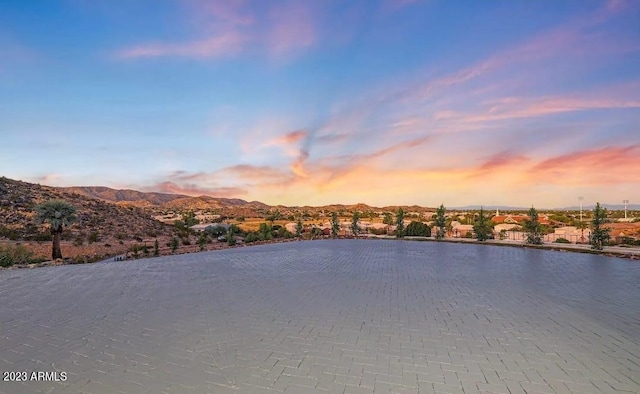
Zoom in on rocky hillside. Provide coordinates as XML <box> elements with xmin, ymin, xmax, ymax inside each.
<box><xmin>59</xmin><ymin>186</ymin><xmax>271</xmax><ymax>212</ymax></box>
<box><xmin>61</xmin><ymin>186</ymin><xmax>187</xmax><ymax>206</ymax></box>
<box><xmin>0</xmin><ymin>177</ymin><xmax>176</xmax><ymax>243</ymax></box>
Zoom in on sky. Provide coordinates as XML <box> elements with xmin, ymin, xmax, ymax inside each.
<box><xmin>1</xmin><ymin>0</ymin><xmax>639</xmax><ymax>208</ymax></box>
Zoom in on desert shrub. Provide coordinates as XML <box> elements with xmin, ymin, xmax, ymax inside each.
<box><xmin>198</xmin><ymin>233</ymin><xmax>207</xmax><ymax>251</ymax></box>
<box><xmin>88</xmin><ymin>231</ymin><xmax>99</xmax><ymax>244</ymax></box>
<box><xmin>170</xmin><ymin>237</ymin><xmax>179</xmax><ymax>253</ymax></box>
<box><xmin>554</xmin><ymin>238</ymin><xmax>571</xmax><ymax>244</ymax></box>
<box><xmin>0</xmin><ymin>225</ymin><xmax>20</xmax><ymax>241</ymax></box>
<box><xmin>619</xmin><ymin>236</ymin><xmax>638</xmax><ymax>246</ymax></box>
<box><xmin>182</xmin><ymin>237</ymin><xmax>191</xmax><ymax>246</ymax></box>
<box><xmin>277</xmin><ymin>227</ymin><xmax>294</xmax><ymax>238</ymax></box>
<box><xmin>244</xmin><ymin>232</ymin><xmax>259</xmax><ymax>243</ymax></box>
<box><xmin>205</xmin><ymin>225</ymin><xmax>227</xmax><ymax>237</ymax></box>
<box><xmin>0</xmin><ymin>244</ymin><xmax>37</xmax><ymax>267</ymax></box>
<box><xmin>73</xmin><ymin>233</ymin><xmax>85</xmax><ymax>246</ymax></box>
<box><xmin>368</xmin><ymin>228</ymin><xmax>387</xmax><ymax>235</ymax></box>
<box><xmin>464</xmin><ymin>231</ymin><xmax>473</xmax><ymax>238</ymax></box>
<box><xmin>32</xmin><ymin>232</ymin><xmax>51</xmax><ymax>242</ymax></box>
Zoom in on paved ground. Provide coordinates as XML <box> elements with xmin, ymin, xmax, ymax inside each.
<box><xmin>1</xmin><ymin>239</ymin><xmax>639</xmax><ymax>394</ymax></box>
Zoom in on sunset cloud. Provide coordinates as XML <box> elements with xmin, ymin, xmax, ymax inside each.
<box><xmin>529</xmin><ymin>145</ymin><xmax>640</xmax><ymax>185</ymax></box>
<box><xmin>149</xmin><ymin>181</ymin><xmax>247</xmax><ymax>198</ymax></box>
<box><xmin>4</xmin><ymin>1</ymin><xmax>639</xmax><ymax>208</ymax></box>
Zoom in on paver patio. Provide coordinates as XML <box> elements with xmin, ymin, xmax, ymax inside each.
<box><xmin>1</xmin><ymin>239</ymin><xmax>639</xmax><ymax>393</ymax></box>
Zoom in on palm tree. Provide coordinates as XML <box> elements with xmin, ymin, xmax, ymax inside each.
<box><xmin>35</xmin><ymin>199</ymin><xmax>77</xmax><ymax>260</ymax></box>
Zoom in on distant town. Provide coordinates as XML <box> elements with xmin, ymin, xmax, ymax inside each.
<box><xmin>1</xmin><ymin>177</ymin><xmax>638</xmax><ymax>267</ymax></box>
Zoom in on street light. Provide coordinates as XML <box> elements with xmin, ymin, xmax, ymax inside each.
<box><xmin>623</xmin><ymin>199</ymin><xmax>629</xmax><ymax>220</ymax></box>
<box><xmin>578</xmin><ymin>196</ymin><xmax>584</xmax><ymax>222</ymax></box>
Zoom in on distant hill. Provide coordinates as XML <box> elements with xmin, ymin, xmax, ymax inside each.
<box><xmin>0</xmin><ymin>177</ymin><xmax>176</xmax><ymax>242</ymax></box>
<box><xmin>60</xmin><ymin>185</ymin><xmax>271</xmax><ymax>212</ymax></box>
<box><xmin>61</xmin><ymin>186</ymin><xmax>187</xmax><ymax>206</ymax></box>
<box><xmin>556</xmin><ymin>204</ymin><xmax>640</xmax><ymax>211</ymax></box>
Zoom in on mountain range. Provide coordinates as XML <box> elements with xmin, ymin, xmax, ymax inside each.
<box><xmin>0</xmin><ymin>177</ymin><xmax>176</xmax><ymax>243</ymax></box>
<box><xmin>60</xmin><ymin>186</ymin><xmax>271</xmax><ymax>211</ymax></box>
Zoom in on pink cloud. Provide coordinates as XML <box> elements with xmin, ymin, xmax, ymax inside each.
<box><xmin>532</xmin><ymin>145</ymin><xmax>640</xmax><ymax>173</ymax></box>
<box><xmin>269</xmin><ymin>129</ymin><xmax>308</xmax><ymax>145</ymax></box>
<box><xmin>267</xmin><ymin>2</ymin><xmax>317</xmax><ymax>58</ymax></box>
<box><xmin>150</xmin><ymin>181</ymin><xmax>247</xmax><ymax>197</ymax></box>
<box><xmin>117</xmin><ymin>31</ymin><xmax>245</xmax><ymax>59</ymax></box>
<box><xmin>460</xmin><ymin>96</ymin><xmax>640</xmax><ymax>123</ymax></box>
<box><xmin>222</xmin><ymin>164</ymin><xmax>290</xmax><ymax>181</ymax></box>
<box><xmin>115</xmin><ymin>1</ymin><xmax>320</xmax><ymax>61</ymax></box>
<box><xmin>471</xmin><ymin>151</ymin><xmax>530</xmax><ymax>177</ymax></box>
<box><xmin>290</xmin><ymin>150</ymin><xmax>310</xmax><ymax>178</ymax></box>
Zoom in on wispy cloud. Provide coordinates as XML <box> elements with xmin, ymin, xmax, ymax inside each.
<box><xmin>116</xmin><ymin>31</ymin><xmax>245</xmax><ymax>59</ymax></box>
<box><xmin>105</xmin><ymin>0</ymin><xmax>640</xmax><ymax>206</ymax></box>
<box><xmin>529</xmin><ymin>145</ymin><xmax>640</xmax><ymax>185</ymax></box>
<box><xmin>115</xmin><ymin>0</ymin><xmax>321</xmax><ymax>61</ymax></box>
<box><xmin>267</xmin><ymin>1</ymin><xmax>316</xmax><ymax>58</ymax></box>
<box><xmin>149</xmin><ymin>181</ymin><xmax>247</xmax><ymax>197</ymax></box>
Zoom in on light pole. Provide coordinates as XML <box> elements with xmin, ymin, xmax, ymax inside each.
<box><xmin>623</xmin><ymin>199</ymin><xmax>629</xmax><ymax>220</ymax></box>
<box><xmin>578</xmin><ymin>196</ymin><xmax>584</xmax><ymax>223</ymax></box>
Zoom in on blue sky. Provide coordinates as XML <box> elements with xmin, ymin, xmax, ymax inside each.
<box><xmin>1</xmin><ymin>0</ymin><xmax>639</xmax><ymax>207</ymax></box>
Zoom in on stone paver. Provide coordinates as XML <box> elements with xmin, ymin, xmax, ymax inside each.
<box><xmin>1</xmin><ymin>239</ymin><xmax>639</xmax><ymax>393</ymax></box>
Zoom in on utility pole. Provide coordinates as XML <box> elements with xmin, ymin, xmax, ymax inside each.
<box><xmin>623</xmin><ymin>199</ymin><xmax>629</xmax><ymax>220</ymax></box>
<box><xmin>578</xmin><ymin>196</ymin><xmax>584</xmax><ymax>223</ymax></box>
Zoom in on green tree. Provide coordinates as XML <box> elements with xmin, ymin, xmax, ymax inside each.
<box><xmin>404</xmin><ymin>221</ymin><xmax>431</xmax><ymax>237</ymax></box>
<box><xmin>170</xmin><ymin>237</ymin><xmax>179</xmax><ymax>254</ymax></box>
<box><xmin>396</xmin><ymin>208</ymin><xmax>405</xmax><ymax>238</ymax></box>
<box><xmin>153</xmin><ymin>239</ymin><xmax>160</xmax><ymax>256</ymax></box>
<box><xmin>435</xmin><ymin>204</ymin><xmax>446</xmax><ymax>240</ymax></box>
<box><xmin>175</xmin><ymin>211</ymin><xmax>199</xmax><ymax>238</ymax></box>
<box><xmin>524</xmin><ymin>206</ymin><xmax>543</xmax><ymax>245</ymax></box>
<box><xmin>351</xmin><ymin>211</ymin><xmax>360</xmax><ymax>237</ymax></box>
<box><xmin>473</xmin><ymin>207</ymin><xmax>492</xmax><ymax>241</ymax></box>
<box><xmin>296</xmin><ymin>217</ymin><xmax>303</xmax><ymax>237</ymax></box>
<box><xmin>259</xmin><ymin>223</ymin><xmax>273</xmax><ymax>240</ymax></box>
<box><xmin>35</xmin><ymin>199</ymin><xmax>77</xmax><ymax>260</ymax></box>
<box><xmin>590</xmin><ymin>202</ymin><xmax>610</xmax><ymax>250</ymax></box>
<box><xmin>331</xmin><ymin>212</ymin><xmax>340</xmax><ymax>238</ymax></box>
<box><xmin>382</xmin><ymin>212</ymin><xmax>394</xmax><ymax>225</ymax></box>
<box><xmin>182</xmin><ymin>211</ymin><xmax>199</xmax><ymax>227</ymax></box>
